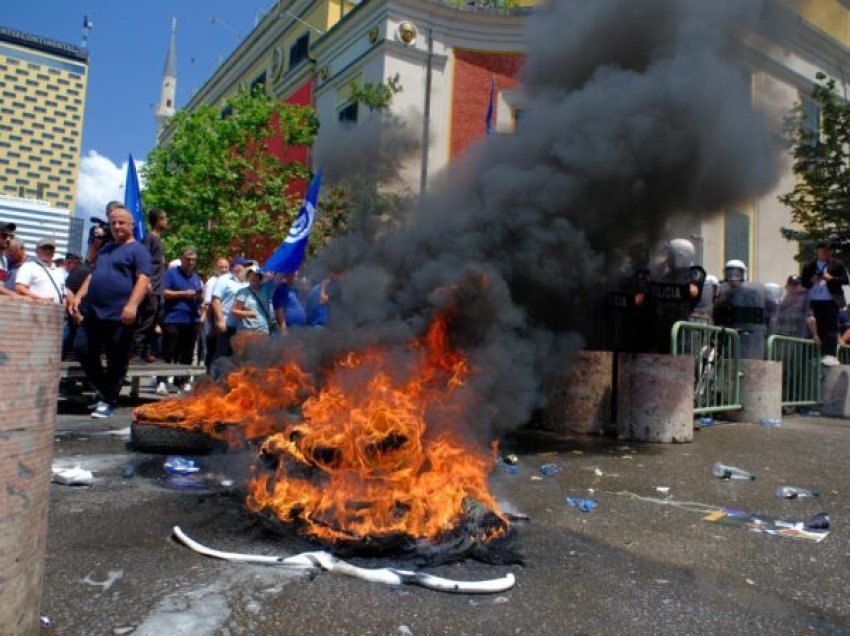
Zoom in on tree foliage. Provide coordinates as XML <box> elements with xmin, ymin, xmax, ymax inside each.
<box><xmin>142</xmin><ymin>88</ymin><xmax>319</xmax><ymax>268</ymax></box>
<box><xmin>780</xmin><ymin>74</ymin><xmax>850</xmax><ymax>260</ymax></box>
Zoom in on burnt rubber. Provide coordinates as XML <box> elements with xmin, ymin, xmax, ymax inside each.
<box><xmin>130</xmin><ymin>420</ymin><xmax>217</xmax><ymax>455</ymax></box>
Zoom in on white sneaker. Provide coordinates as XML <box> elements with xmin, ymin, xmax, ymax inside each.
<box><xmin>155</xmin><ymin>382</ymin><xmax>169</xmax><ymax>395</ymax></box>
<box><xmin>822</xmin><ymin>355</ymin><xmax>840</xmax><ymax>367</ymax></box>
<box><xmin>180</xmin><ymin>382</ymin><xmax>193</xmax><ymax>393</ymax></box>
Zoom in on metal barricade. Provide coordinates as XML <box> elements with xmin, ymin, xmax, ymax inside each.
<box><xmin>670</xmin><ymin>322</ymin><xmax>741</xmax><ymax>414</ymax></box>
<box><xmin>766</xmin><ymin>335</ymin><xmax>821</xmax><ymax>407</ymax></box>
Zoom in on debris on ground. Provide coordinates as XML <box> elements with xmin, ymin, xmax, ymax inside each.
<box><xmin>699</xmin><ymin>417</ymin><xmax>715</xmax><ymax>427</ymax></box>
<box><xmin>502</xmin><ymin>454</ymin><xmax>519</xmax><ymax>465</ymax></box>
<box><xmin>530</xmin><ymin>476</ymin><xmax>544</xmax><ymax>483</ymax></box>
<box><xmin>703</xmin><ymin>509</ymin><xmax>829</xmax><ymax>542</ymax></box>
<box><xmin>711</xmin><ymin>462</ymin><xmax>755</xmax><ymax>481</ymax></box>
<box><xmin>655</xmin><ymin>487</ymin><xmax>670</xmax><ymax>495</ymax></box>
<box><xmin>172</xmin><ymin>526</ymin><xmax>516</xmax><ymax>594</ymax></box>
<box><xmin>539</xmin><ymin>463</ymin><xmax>560</xmax><ymax>476</ymax></box>
<box><xmin>39</xmin><ymin>616</ymin><xmax>51</xmax><ymax>628</ymax></box>
<box><xmin>775</xmin><ymin>486</ymin><xmax>819</xmax><ymax>499</ymax></box>
<box><xmin>51</xmin><ymin>464</ymin><xmax>94</xmax><ymax>487</ymax></box>
<box><xmin>163</xmin><ymin>456</ymin><xmax>201</xmax><ymax>475</ymax></box>
<box><xmin>565</xmin><ymin>496</ymin><xmax>599</xmax><ymax>512</ymax></box>
<box><xmin>496</xmin><ymin>458</ymin><xmax>519</xmax><ymax>475</ymax></box>
<box><xmin>760</xmin><ymin>418</ymin><xmax>782</xmax><ymax>428</ymax></box>
<box><xmin>593</xmin><ymin>468</ymin><xmax>603</xmax><ymax>477</ymax></box>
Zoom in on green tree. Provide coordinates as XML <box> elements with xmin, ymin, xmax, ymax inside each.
<box><xmin>142</xmin><ymin>88</ymin><xmax>319</xmax><ymax>268</ymax></box>
<box><xmin>780</xmin><ymin>74</ymin><xmax>850</xmax><ymax>260</ymax></box>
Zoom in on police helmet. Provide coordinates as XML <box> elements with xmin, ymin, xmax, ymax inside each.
<box><xmin>724</xmin><ymin>259</ymin><xmax>748</xmax><ymax>282</ymax></box>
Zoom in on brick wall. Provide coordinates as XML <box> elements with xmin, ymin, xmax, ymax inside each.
<box><xmin>450</xmin><ymin>49</ymin><xmax>525</xmax><ymax>160</ymax></box>
<box><xmin>0</xmin><ymin>299</ymin><xmax>62</xmax><ymax>633</ymax></box>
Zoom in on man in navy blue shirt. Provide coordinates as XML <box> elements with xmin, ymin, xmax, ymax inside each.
<box><xmin>161</xmin><ymin>248</ymin><xmax>203</xmax><ymax>393</ymax></box>
<box><xmin>70</xmin><ymin>206</ymin><xmax>152</xmax><ymax>418</ymax></box>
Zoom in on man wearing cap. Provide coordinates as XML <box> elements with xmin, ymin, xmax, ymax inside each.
<box><xmin>210</xmin><ymin>256</ymin><xmax>250</xmax><ymax>362</ymax></box>
<box><xmin>70</xmin><ymin>205</ymin><xmax>152</xmax><ymax>419</ymax></box>
<box><xmin>0</xmin><ymin>221</ymin><xmax>16</xmax><ymax>283</ymax></box>
<box><xmin>15</xmin><ymin>237</ymin><xmax>70</xmax><ymax>305</ymax></box>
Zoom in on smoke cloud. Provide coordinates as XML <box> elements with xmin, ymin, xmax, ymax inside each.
<box><xmin>260</xmin><ymin>0</ymin><xmax>784</xmax><ymax>439</ymax></box>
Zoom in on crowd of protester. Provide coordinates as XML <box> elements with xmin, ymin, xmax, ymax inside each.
<box><xmin>0</xmin><ymin>203</ymin><xmax>334</xmax><ymax>418</ymax></box>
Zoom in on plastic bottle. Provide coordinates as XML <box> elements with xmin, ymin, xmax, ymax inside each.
<box><xmin>699</xmin><ymin>417</ymin><xmax>715</xmax><ymax>427</ymax></box>
<box><xmin>760</xmin><ymin>418</ymin><xmax>782</xmax><ymax>428</ymax></box>
<box><xmin>565</xmin><ymin>496</ymin><xmax>598</xmax><ymax>512</ymax></box>
<box><xmin>711</xmin><ymin>462</ymin><xmax>755</xmax><ymax>481</ymax></box>
<box><xmin>775</xmin><ymin>486</ymin><xmax>819</xmax><ymax>499</ymax></box>
<box><xmin>496</xmin><ymin>458</ymin><xmax>519</xmax><ymax>475</ymax></box>
<box><xmin>539</xmin><ymin>463</ymin><xmax>560</xmax><ymax>476</ymax></box>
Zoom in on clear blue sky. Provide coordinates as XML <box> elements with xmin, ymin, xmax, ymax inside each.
<box><xmin>2</xmin><ymin>0</ymin><xmax>274</xmax><ymax>165</ymax></box>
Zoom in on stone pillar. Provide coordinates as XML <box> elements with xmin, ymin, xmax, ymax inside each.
<box><xmin>542</xmin><ymin>351</ymin><xmax>613</xmax><ymax>435</ymax></box>
<box><xmin>617</xmin><ymin>353</ymin><xmax>693</xmax><ymax>443</ymax></box>
<box><xmin>727</xmin><ymin>359</ymin><xmax>782</xmax><ymax>423</ymax></box>
<box><xmin>0</xmin><ymin>300</ymin><xmax>62</xmax><ymax>634</ymax></box>
<box><xmin>822</xmin><ymin>365</ymin><xmax>850</xmax><ymax>418</ymax></box>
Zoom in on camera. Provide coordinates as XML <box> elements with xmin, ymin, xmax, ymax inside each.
<box><xmin>88</xmin><ymin>217</ymin><xmax>111</xmax><ymax>244</ymax></box>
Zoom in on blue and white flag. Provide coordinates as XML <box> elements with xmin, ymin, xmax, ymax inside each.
<box><xmin>124</xmin><ymin>153</ymin><xmax>145</xmax><ymax>242</ymax></box>
<box><xmin>263</xmin><ymin>170</ymin><xmax>322</xmax><ymax>274</ymax></box>
<box><xmin>485</xmin><ymin>75</ymin><xmax>495</xmax><ymax>135</ymax></box>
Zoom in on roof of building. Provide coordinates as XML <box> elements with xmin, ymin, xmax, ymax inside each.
<box><xmin>0</xmin><ymin>24</ymin><xmax>88</xmax><ymax>62</ymax></box>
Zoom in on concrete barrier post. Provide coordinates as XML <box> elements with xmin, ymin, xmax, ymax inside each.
<box><xmin>822</xmin><ymin>365</ymin><xmax>850</xmax><ymax>418</ymax></box>
<box><xmin>0</xmin><ymin>300</ymin><xmax>62</xmax><ymax>634</ymax></box>
<box><xmin>617</xmin><ymin>353</ymin><xmax>694</xmax><ymax>443</ymax></box>
<box><xmin>727</xmin><ymin>359</ymin><xmax>781</xmax><ymax>423</ymax></box>
<box><xmin>542</xmin><ymin>351</ymin><xmax>613</xmax><ymax>435</ymax></box>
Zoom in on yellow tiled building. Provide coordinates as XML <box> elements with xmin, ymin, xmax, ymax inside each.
<box><xmin>0</xmin><ymin>25</ymin><xmax>88</xmax><ymax>211</ymax></box>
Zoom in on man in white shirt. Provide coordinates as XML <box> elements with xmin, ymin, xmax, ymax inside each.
<box><xmin>15</xmin><ymin>237</ymin><xmax>70</xmax><ymax>306</ymax></box>
<box><xmin>211</xmin><ymin>256</ymin><xmax>250</xmax><ymax>363</ymax></box>
<box><xmin>201</xmin><ymin>256</ymin><xmax>231</xmax><ymax>372</ymax></box>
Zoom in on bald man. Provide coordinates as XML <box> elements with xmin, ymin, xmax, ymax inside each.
<box><xmin>70</xmin><ymin>206</ymin><xmax>152</xmax><ymax>418</ymax></box>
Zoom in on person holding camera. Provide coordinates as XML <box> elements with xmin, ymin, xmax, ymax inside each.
<box><xmin>802</xmin><ymin>242</ymin><xmax>849</xmax><ymax>366</ymax></box>
<box><xmin>70</xmin><ymin>206</ymin><xmax>151</xmax><ymax>418</ymax></box>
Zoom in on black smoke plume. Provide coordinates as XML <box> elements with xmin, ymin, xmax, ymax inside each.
<box><xmin>252</xmin><ymin>0</ymin><xmax>784</xmax><ymax>439</ymax></box>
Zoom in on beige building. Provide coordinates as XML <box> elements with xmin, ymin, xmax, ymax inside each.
<box><xmin>0</xmin><ymin>25</ymin><xmax>89</xmax><ymax>211</ymax></box>
<box><xmin>170</xmin><ymin>0</ymin><xmax>849</xmax><ymax>283</ymax></box>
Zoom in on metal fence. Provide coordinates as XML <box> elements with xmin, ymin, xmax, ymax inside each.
<box><xmin>670</xmin><ymin>322</ymin><xmax>741</xmax><ymax>415</ymax></box>
<box><xmin>766</xmin><ymin>335</ymin><xmax>821</xmax><ymax>407</ymax></box>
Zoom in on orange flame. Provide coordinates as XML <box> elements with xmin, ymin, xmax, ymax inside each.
<box><xmin>247</xmin><ymin>316</ymin><xmax>501</xmax><ymax>542</ymax></box>
<box><xmin>133</xmin><ymin>315</ymin><xmax>504</xmax><ymax>543</ymax></box>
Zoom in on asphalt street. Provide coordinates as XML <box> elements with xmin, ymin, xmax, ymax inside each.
<box><xmin>41</xmin><ymin>397</ymin><xmax>850</xmax><ymax>635</ymax></box>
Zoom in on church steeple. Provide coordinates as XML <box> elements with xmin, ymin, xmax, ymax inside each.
<box><xmin>155</xmin><ymin>17</ymin><xmax>177</xmax><ymax>134</ymax></box>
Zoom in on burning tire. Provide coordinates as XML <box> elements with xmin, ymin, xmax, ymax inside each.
<box><xmin>130</xmin><ymin>420</ymin><xmax>219</xmax><ymax>455</ymax></box>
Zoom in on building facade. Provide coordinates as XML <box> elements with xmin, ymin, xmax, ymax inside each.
<box><xmin>173</xmin><ymin>0</ymin><xmax>849</xmax><ymax>284</ymax></box>
<box><xmin>0</xmin><ymin>25</ymin><xmax>89</xmax><ymax>212</ymax></box>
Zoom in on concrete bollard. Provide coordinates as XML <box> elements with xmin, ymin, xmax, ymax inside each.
<box><xmin>822</xmin><ymin>365</ymin><xmax>850</xmax><ymax>418</ymax></box>
<box><xmin>542</xmin><ymin>351</ymin><xmax>613</xmax><ymax>435</ymax></box>
<box><xmin>0</xmin><ymin>299</ymin><xmax>62</xmax><ymax>634</ymax></box>
<box><xmin>727</xmin><ymin>359</ymin><xmax>782</xmax><ymax>423</ymax></box>
<box><xmin>617</xmin><ymin>353</ymin><xmax>694</xmax><ymax>443</ymax></box>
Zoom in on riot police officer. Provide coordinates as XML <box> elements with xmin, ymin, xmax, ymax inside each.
<box><xmin>713</xmin><ymin>259</ymin><xmax>767</xmax><ymax>359</ymax></box>
<box><xmin>647</xmin><ymin>239</ymin><xmax>706</xmax><ymax>352</ymax></box>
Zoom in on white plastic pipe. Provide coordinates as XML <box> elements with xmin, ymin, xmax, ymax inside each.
<box><xmin>173</xmin><ymin>526</ymin><xmax>515</xmax><ymax>594</ymax></box>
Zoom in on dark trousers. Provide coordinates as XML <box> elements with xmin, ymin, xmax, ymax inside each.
<box><xmin>811</xmin><ymin>300</ymin><xmax>839</xmax><ymax>357</ymax></box>
<box><xmin>75</xmin><ymin>316</ymin><xmax>135</xmax><ymax>406</ymax></box>
<box><xmin>62</xmin><ymin>319</ymin><xmax>78</xmax><ymax>361</ymax></box>
<box><xmin>133</xmin><ymin>294</ymin><xmax>161</xmax><ymax>356</ymax></box>
<box><xmin>213</xmin><ymin>326</ymin><xmax>237</xmax><ymax>360</ymax></box>
<box><xmin>163</xmin><ymin>323</ymin><xmax>198</xmax><ymax>385</ymax></box>
<box><xmin>204</xmin><ymin>333</ymin><xmax>217</xmax><ymax>373</ymax></box>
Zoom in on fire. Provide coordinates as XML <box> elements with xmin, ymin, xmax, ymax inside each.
<box><xmin>134</xmin><ymin>315</ymin><xmax>505</xmax><ymax>544</ymax></box>
<box><xmin>247</xmin><ymin>316</ymin><xmax>503</xmax><ymax>543</ymax></box>
<box><xmin>133</xmin><ymin>362</ymin><xmax>315</xmax><ymax>446</ymax></box>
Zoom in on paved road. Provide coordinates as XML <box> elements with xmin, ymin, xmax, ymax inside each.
<box><xmin>42</xmin><ymin>401</ymin><xmax>850</xmax><ymax>635</ymax></box>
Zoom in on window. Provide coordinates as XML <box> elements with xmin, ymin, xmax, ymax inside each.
<box><xmin>36</xmin><ymin>183</ymin><xmax>46</xmax><ymax>199</ymax></box>
<box><xmin>166</xmin><ymin>99</ymin><xmax>172</xmax><ymax>107</ymax></box>
<box><xmin>250</xmin><ymin>71</ymin><xmax>267</xmax><ymax>94</ymax></box>
<box><xmin>289</xmin><ymin>34</ymin><xmax>310</xmax><ymax>69</ymax></box>
<box><xmin>220</xmin><ymin>105</ymin><xmax>233</xmax><ymax>119</ymax></box>
<box><xmin>724</xmin><ymin>210</ymin><xmax>750</xmax><ymax>268</ymax></box>
<box><xmin>801</xmin><ymin>94</ymin><xmax>820</xmax><ymax>142</ymax></box>
<box><xmin>338</xmin><ymin>101</ymin><xmax>358</xmax><ymax>124</ymax></box>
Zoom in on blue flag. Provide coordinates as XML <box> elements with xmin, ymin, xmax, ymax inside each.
<box><xmin>124</xmin><ymin>153</ymin><xmax>145</xmax><ymax>242</ymax></box>
<box><xmin>263</xmin><ymin>170</ymin><xmax>322</xmax><ymax>274</ymax></box>
<box><xmin>485</xmin><ymin>75</ymin><xmax>495</xmax><ymax>135</ymax></box>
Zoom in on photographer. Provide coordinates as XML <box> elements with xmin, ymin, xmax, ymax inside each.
<box><xmin>802</xmin><ymin>242</ymin><xmax>849</xmax><ymax>366</ymax></box>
